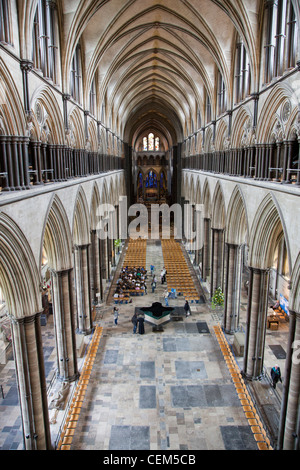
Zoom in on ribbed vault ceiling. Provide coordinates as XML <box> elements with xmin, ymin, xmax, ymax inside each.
<box><xmin>62</xmin><ymin>0</ymin><xmax>260</xmax><ymax>149</ymax></box>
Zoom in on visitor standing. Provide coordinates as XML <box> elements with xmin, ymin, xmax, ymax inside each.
<box><xmin>131</xmin><ymin>312</ymin><xmax>138</xmax><ymax>333</ymax></box>
<box><xmin>151</xmin><ymin>276</ymin><xmax>157</xmax><ymax>293</ymax></box>
<box><xmin>113</xmin><ymin>306</ymin><xmax>119</xmax><ymax>325</ymax></box>
<box><xmin>184</xmin><ymin>300</ymin><xmax>190</xmax><ymax>317</ymax></box>
<box><xmin>271</xmin><ymin>364</ymin><xmax>282</xmax><ymax>389</ymax></box>
<box><xmin>137</xmin><ymin>313</ymin><xmax>145</xmax><ymax>334</ymax></box>
<box><xmin>164</xmin><ymin>289</ymin><xmax>169</xmax><ymax>306</ymax></box>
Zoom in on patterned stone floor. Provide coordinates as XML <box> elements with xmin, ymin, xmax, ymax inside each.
<box><xmin>0</xmin><ymin>240</ymin><xmax>289</xmax><ymax>451</ymax></box>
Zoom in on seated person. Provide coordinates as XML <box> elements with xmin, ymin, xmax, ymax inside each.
<box><xmin>271</xmin><ymin>300</ymin><xmax>280</xmax><ymax>310</ymax></box>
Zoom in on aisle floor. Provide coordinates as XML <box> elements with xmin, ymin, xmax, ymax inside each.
<box><xmin>0</xmin><ymin>240</ymin><xmax>288</xmax><ymax>450</ymax></box>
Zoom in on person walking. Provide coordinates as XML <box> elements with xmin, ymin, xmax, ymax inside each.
<box><xmin>150</xmin><ymin>264</ymin><xmax>154</xmax><ymax>275</ymax></box>
<box><xmin>113</xmin><ymin>306</ymin><xmax>119</xmax><ymax>325</ymax></box>
<box><xmin>151</xmin><ymin>276</ymin><xmax>157</xmax><ymax>293</ymax></box>
<box><xmin>131</xmin><ymin>312</ymin><xmax>138</xmax><ymax>333</ymax></box>
<box><xmin>164</xmin><ymin>289</ymin><xmax>169</xmax><ymax>306</ymax></box>
<box><xmin>160</xmin><ymin>269</ymin><xmax>165</xmax><ymax>284</ymax></box>
<box><xmin>271</xmin><ymin>364</ymin><xmax>282</xmax><ymax>389</ymax></box>
<box><xmin>163</xmin><ymin>266</ymin><xmax>167</xmax><ymax>284</ymax></box>
<box><xmin>184</xmin><ymin>300</ymin><xmax>190</xmax><ymax>317</ymax></box>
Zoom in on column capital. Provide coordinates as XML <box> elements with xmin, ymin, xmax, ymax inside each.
<box><xmin>8</xmin><ymin>310</ymin><xmax>43</xmax><ymax>325</ymax></box>
<box><xmin>248</xmin><ymin>266</ymin><xmax>270</xmax><ymax>274</ymax></box>
<box><xmin>20</xmin><ymin>60</ymin><xmax>33</xmax><ymax>73</ymax></box>
<box><xmin>49</xmin><ymin>267</ymin><xmax>73</xmax><ymax>277</ymax></box>
<box><xmin>73</xmin><ymin>243</ymin><xmax>91</xmax><ymax>250</ymax></box>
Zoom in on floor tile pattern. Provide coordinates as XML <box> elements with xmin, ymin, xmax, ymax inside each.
<box><xmin>0</xmin><ymin>239</ymin><xmax>289</xmax><ymax>450</ymax></box>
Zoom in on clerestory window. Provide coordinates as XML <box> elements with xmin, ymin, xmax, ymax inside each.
<box><xmin>32</xmin><ymin>0</ymin><xmax>58</xmax><ymax>82</ymax></box>
<box><xmin>0</xmin><ymin>0</ymin><xmax>11</xmax><ymax>44</ymax></box>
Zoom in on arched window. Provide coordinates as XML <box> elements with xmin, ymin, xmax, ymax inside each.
<box><xmin>70</xmin><ymin>44</ymin><xmax>82</xmax><ymax>103</ymax></box>
<box><xmin>234</xmin><ymin>39</ymin><xmax>251</xmax><ymax>104</ymax></box>
<box><xmin>264</xmin><ymin>0</ymin><xmax>298</xmax><ymax>83</ymax></box>
<box><xmin>217</xmin><ymin>71</ymin><xmax>227</xmax><ymax>115</ymax></box>
<box><xmin>142</xmin><ymin>133</ymin><xmax>160</xmax><ymax>151</ymax></box>
<box><xmin>286</xmin><ymin>1</ymin><xmax>297</xmax><ymax>69</ymax></box>
<box><xmin>32</xmin><ymin>0</ymin><xmax>58</xmax><ymax>82</ymax></box>
<box><xmin>89</xmin><ymin>76</ymin><xmax>96</xmax><ymax>116</ymax></box>
<box><xmin>148</xmin><ymin>133</ymin><xmax>154</xmax><ymax>151</ymax></box>
<box><xmin>206</xmin><ymin>92</ymin><xmax>211</xmax><ymax>123</ymax></box>
<box><xmin>143</xmin><ymin>137</ymin><xmax>147</xmax><ymax>151</ymax></box>
<box><xmin>0</xmin><ymin>0</ymin><xmax>11</xmax><ymax>44</ymax></box>
<box><xmin>138</xmin><ymin>172</ymin><xmax>143</xmax><ymax>189</ymax></box>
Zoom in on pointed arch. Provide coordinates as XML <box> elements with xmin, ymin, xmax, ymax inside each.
<box><xmin>90</xmin><ymin>182</ymin><xmax>101</xmax><ymax>231</ymax></box>
<box><xmin>42</xmin><ymin>194</ymin><xmax>73</xmax><ymax>272</ymax></box>
<box><xmin>289</xmin><ymin>252</ymin><xmax>300</xmax><ymax>313</ymax></box>
<box><xmin>189</xmin><ymin>177</ymin><xmax>195</xmax><ymax>204</ymax></box>
<box><xmin>248</xmin><ymin>193</ymin><xmax>291</xmax><ymax>271</ymax></box>
<box><xmin>0</xmin><ymin>213</ymin><xmax>41</xmax><ymax>318</ymax></box>
<box><xmin>101</xmin><ymin>178</ymin><xmax>109</xmax><ymax>204</ymax></box>
<box><xmin>195</xmin><ymin>177</ymin><xmax>201</xmax><ymax>204</ymax></box>
<box><xmin>256</xmin><ymin>82</ymin><xmax>298</xmax><ymax>143</ymax></box>
<box><xmin>68</xmin><ymin>107</ymin><xmax>85</xmax><ymax>149</ymax></box>
<box><xmin>215</xmin><ymin>118</ymin><xmax>228</xmax><ymax>151</ymax></box>
<box><xmin>202</xmin><ymin>179</ymin><xmax>212</xmax><ymax>218</ymax></box>
<box><xmin>211</xmin><ymin>182</ymin><xmax>226</xmax><ymax>229</ymax></box>
<box><xmin>226</xmin><ymin>185</ymin><xmax>249</xmax><ymax>245</ymax></box>
<box><xmin>231</xmin><ymin>106</ymin><xmax>253</xmax><ymax>148</ymax></box>
<box><xmin>73</xmin><ymin>186</ymin><xmax>90</xmax><ymax>246</ymax></box>
<box><xmin>0</xmin><ymin>58</ymin><xmax>27</xmax><ymax>135</ymax></box>
<box><xmin>30</xmin><ymin>85</ymin><xmax>65</xmax><ymax>144</ymax></box>
<box><xmin>88</xmin><ymin>120</ymin><xmax>98</xmax><ymax>152</ymax></box>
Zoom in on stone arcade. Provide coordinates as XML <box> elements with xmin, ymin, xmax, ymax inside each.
<box><xmin>0</xmin><ymin>0</ymin><xmax>299</xmax><ymax>452</ymax></box>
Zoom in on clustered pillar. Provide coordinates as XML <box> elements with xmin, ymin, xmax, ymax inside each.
<box><xmin>74</xmin><ymin>245</ymin><xmax>93</xmax><ymax>335</ymax></box>
<box><xmin>243</xmin><ymin>267</ymin><xmax>269</xmax><ymax>379</ymax></box>
<box><xmin>223</xmin><ymin>243</ymin><xmax>242</xmax><ymax>333</ymax></box>
<box><xmin>51</xmin><ymin>268</ymin><xmax>79</xmax><ymax>382</ymax></box>
<box><xmin>10</xmin><ymin>312</ymin><xmax>51</xmax><ymax>450</ymax></box>
<box><xmin>210</xmin><ymin>228</ymin><xmax>224</xmax><ymax>296</ymax></box>
<box><xmin>278</xmin><ymin>310</ymin><xmax>300</xmax><ymax>450</ymax></box>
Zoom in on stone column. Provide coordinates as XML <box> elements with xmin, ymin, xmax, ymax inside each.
<box><xmin>90</xmin><ymin>230</ymin><xmax>101</xmax><ymax>304</ymax></box>
<box><xmin>223</xmin><ymin>243</ymin><xmax>242</xmax><ymax>333</ymax></box>
<box><xmin>210</xmin><ymin>228</ymin><xmax>224</xmax><ymax>297</ymax></box>
<box><xmin>202</xmin><ymin>218</ymin><xmax>210</xmax><ymax>281</ymax></box>
<box><xmin>277</xmin><ymin>310</ymin><xmax>300</xmax><ymax>450</ymax></box>
<box><xmin>74</xmin><ymin>244</ymin><xmax>93</xmax><ymax>335</ymax></box>
<box><xmin>51</xmin><ymin>268</ymin><xmax>79</xmax><ymax>382</ymax></box>
<box><xmin>10</xmin><ymin>312</ymin><xmax>51</xmax><ymax>449</ymax></box>
<box><xmin>243</xmin><ymin>267</ymin><xmax>269</xmax><ymax>379</ymax></box>
<box><xmin>282</xmin><ymin>141</ymin><xmax>292</xmax><ymax>184</ymax></box>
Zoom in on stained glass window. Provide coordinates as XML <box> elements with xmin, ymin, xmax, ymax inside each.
<box><xmin>138</xmin><ymin>172</ymin><xmax>143</xmax><ymax>188</ymax></box>
<box><xmin>142</xmin><ymin>133</ymin><xmax>159</xmax><ymax>151</ymax></box>
<box><xmin>160</xmin><ymin>172</ymin><xmax>164</xmax><ymax>188</ymax></box>
<box><xmin>148</xmin><ymin>133</ymin><xmax>154</xmax><ymax>151</ymax></box>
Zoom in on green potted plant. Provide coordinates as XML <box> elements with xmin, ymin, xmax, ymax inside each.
<box><xmin>211</xmin><ymin>287</ymin><xmax>225</xmax><ymax>309</ymax></box>
<box><xmin>114</xmin><ymin>238</ymin><xmax>122</xmax><ymax>253</ymax></box>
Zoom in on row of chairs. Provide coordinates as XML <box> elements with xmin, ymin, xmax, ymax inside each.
<box><xmin>123</xmin><ymin>238</ymin><xmax>147</xmax><ymax>268</ymax></box>
<box><xmin>56</xmin><ymin>325</ymin><xmax>103</xmax><ymax>450</ymax></box>
<box><xmin>213</xmin><ymin>324</ymin><xmax>273</xmax><ymax>451</ymax></box>
<box><xmin>113</xmin><ymin>238</ymin><xmax>147</xmax><ymax>301</ymax></box>
<box><xmin>161</xmin><ymin>239</ymin><xmax>200</xmax><ymax>303</ymax></box>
